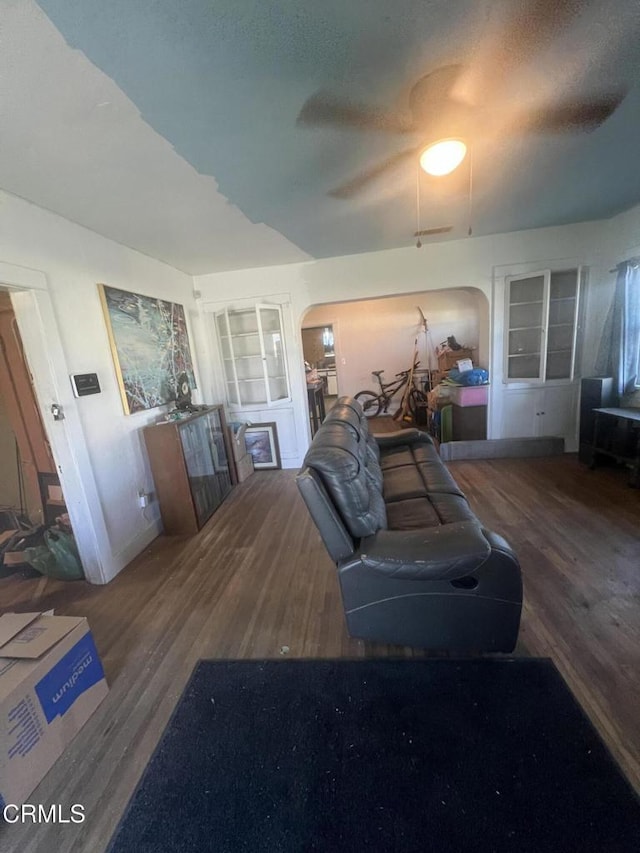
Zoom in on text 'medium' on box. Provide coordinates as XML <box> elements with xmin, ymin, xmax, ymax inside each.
<box><xmin>0</xmin><ymin>612</ymin><xmax>108</xmax><ymax>806</ymax></box>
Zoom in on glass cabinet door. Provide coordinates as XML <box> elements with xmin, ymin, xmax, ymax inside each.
<box><xmin>506</xmin><ymin>273</ymin><xmax>547</xmax><ymax>380</ymax></box>
<box><xmin>215</xmin><ymin>310</ymin><xmax>240</xmax><ymax>406</ymax></box>
<box><xmin>179</xmin><ymin>409</ymin><xmax>231</xmax><ymax>528</ymax></box>
<box><xmin>545</xmin><ymin>270</ymin><xmax>579</xmax><ymax>380</ymax></box>
<box><xmin>505</xmin><ymin>268</ymin><xmax>580</xmax><ymax>383</ymax></box>
<box><xmin>257</xmin><ymin>304</ymin><xmax>290</xmax><ymax>404</ymax></box>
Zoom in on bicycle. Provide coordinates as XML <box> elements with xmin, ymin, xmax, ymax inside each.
<box><xmin>355</xmin><ymin>362</ymin><xmax>428</xmax><ymax>418</ymax></box>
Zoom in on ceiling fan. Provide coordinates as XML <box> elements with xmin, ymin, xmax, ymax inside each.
<box><xmin>296</xmin><ymin>0</ymin><xmax>627</xmax><ymax>199</ymax></box>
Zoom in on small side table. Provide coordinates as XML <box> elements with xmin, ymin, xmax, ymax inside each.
<box><xmin>307</xmin><ymin>381</ymin><xmax>326</xmax><ymax>436</ymax></box>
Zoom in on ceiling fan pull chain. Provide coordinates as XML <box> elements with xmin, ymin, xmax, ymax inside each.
<box><xmin>416</xmin><ymin>162</ymin><xmax>422</xmax><ymax>248</ymax></box>
<box><xmin>468</xmin><ymin>148</ymin><xmax>474</xmax><ymax>237</ymax></box>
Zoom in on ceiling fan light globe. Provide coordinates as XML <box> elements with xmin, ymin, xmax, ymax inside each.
<box><xmin>420</xmin><ymin>139</ymin><xmax>467</xmax><ymax>176</ymax></box>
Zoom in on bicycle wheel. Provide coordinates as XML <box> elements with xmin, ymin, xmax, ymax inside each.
<box><xmin>355</xmin><ymin>390</ymin><xmax>382</xmax><ymax>417</ymax></box>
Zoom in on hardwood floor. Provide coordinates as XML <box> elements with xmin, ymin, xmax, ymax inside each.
<box><xmin>1</xmin><ymin>455</ymin><xmax>639</xmax><ymax>851</ymax></box>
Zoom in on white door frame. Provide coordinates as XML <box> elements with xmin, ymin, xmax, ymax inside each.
<box><xmin>0</xmin><ymin>261</ymin><xmax>110</xmax><ymax>584</ymax></box>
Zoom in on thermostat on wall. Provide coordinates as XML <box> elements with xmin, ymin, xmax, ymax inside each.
<box><xmin>70</xmin><ymin>373</ymin><xmax>101</xmax><ymax>397</ymax></box>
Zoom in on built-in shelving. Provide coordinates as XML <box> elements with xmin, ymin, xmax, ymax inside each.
<box><xmin>505</xmin><ymin>268</ymin><xmax>580</xmax><ymax>382</ymax></box>
<box><xmin>215</xmin><ymin>304</ymin><xmax>291</xmax><ymax>407</ymax></box>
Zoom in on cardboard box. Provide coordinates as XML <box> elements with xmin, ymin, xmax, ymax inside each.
<box><xmin>235</xmin><ymin>453</ymin><xmax>254</xmax><ymax>483</ymax></box>
<box><xmin>437</xmin><ymin>348</ymin><xmax>474</xmax><ymax>371</ymax></box>
<box><xmin>0</xmin><ymin>612</ymin><xmax>108</xmax><ymax>806</ymax></box>
<box><xmin>47</xmin><ymin>485</ymin><xmax>64</xmax><ymax>503</ymax></box>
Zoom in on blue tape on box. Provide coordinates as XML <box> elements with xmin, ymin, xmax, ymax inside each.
<box><xmin>34</xmin><ymin>632</ymin><xmax>104</xmax><ymax>723</ymax></box>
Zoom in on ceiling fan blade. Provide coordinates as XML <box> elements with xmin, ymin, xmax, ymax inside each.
<box><xmin>519</xmin><ymin>92</ymin><xmax>627</xmax><ymax>132</ymax></box>
<box><xmin>500</xmin><ymin>0</ymin><xmax>581</xmax><ymax>67</ymax></box>
<box><xmin>457</xmin><ymin>0</ymin><xmax>583</xmax><ymax>105</ymax></box>
<box><xmin>297</xmin><ymin>91</ymin><xmax>414</xmax><ymax>133</ymax></box>
<box><xmin>328</xmin><ymin>146</ymin><xmax>421</xmax><ymax>198</ymax></box>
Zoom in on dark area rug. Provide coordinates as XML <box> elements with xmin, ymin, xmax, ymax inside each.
<box><xmin>108</xmin><ymin>658</ymin><xmax>640</xmax><ymax>852</ymax></box>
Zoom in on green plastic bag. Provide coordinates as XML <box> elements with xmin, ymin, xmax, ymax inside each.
<box><xmin>23</xmin><ymin>545</ymin><xmax>57</xmax><ymax>576</ymax></box>
<box><xmin>25</xmin><ymin>530</ymin><xmax>84</xmax><ymax>580</ymax></box>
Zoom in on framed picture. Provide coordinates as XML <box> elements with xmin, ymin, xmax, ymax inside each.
<box><xmin>244</xmin><ymin>422</ymin><xmax>281</xmax><ymax>470</ymax></box>
<box><xmin>98</xmin><ymin>284</ymin><xmax>196</xmax><ymax>414</ymax></box>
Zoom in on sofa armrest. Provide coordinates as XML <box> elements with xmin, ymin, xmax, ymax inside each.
<box><xmin>356</xmin><ymin>521</ymin><xmax>492</xmax><ymax>581</ymax></box>
<box><xmin>373</xmin><ymin>429</ymin><xmax>433</xmax><ymax>450</ymax></box>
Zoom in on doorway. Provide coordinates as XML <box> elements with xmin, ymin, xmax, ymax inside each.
<box><xmin>0</xmin><ymin>290</ymin><xmax>79</xmax><ymax>580</ymax></box>
<box><xmin>301</xmin><ymin>290</ymin><xmax>488</xmax><ymax>432</ymax></box>
<box><xmin>301</xmin><ymin>324</ymin><xmax>338</xmax><ymax>402</ymax></box>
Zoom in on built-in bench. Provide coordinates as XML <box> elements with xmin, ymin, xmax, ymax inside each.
<box><xmin>296</xmin><ymin>396</ymin><xmax>522</xmax><ymax>651</ymax></box>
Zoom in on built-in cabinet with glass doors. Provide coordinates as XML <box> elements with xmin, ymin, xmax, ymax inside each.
<box><xmin>215</xmin><ymin>304</ymin><xmax>291</xmax><ymax>407</ymax></box>
<box><xmin>505</xmin><ymin>268</ymin><xmax>580</xmax><ymax>382</ymax></box>
<box><xmin>501</xmin><ymin>267</ymin><xmax>582</xmax><ymax>451</ymax></box>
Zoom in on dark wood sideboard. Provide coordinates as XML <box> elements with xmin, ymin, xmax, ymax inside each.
<box><xmin>144</xmin><ymin>405</ymin><xmax>233</xmax><ymax>535</ymax></box>
<box><xmin>589</xmin><ymin>407</ymin><xmax>640</xmax><ymax>487</ymax></box>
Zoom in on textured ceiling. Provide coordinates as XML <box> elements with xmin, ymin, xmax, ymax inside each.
<box><xmin>2</xmin><ymin>1</ymin><xmax>640</xmax><ymax>273</ymax></box>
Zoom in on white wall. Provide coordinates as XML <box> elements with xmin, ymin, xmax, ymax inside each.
<box><xmin>0</xmin><ymin>191</ymin><xmax>207</xmax><ymax>582</ymax></box>
<box><xmin>195</xmin><ymin>217</ymin><xmax>608</xmax><ymax>464</ymax></box>
<box><xmin>302</xmin><ymin>290</ymin><xmax>487</xmax><ymax>399</ymax></box>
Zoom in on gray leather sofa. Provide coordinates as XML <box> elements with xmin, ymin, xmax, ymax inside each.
<box><xmin>296</xmin><ymin>396</ymin><xmax>522</xmax><ymax>651</ymax></box>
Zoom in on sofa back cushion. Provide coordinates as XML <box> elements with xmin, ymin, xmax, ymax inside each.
<box><xmin>324</xmin><ymin>398</ymin><xmax>383</xmax><ymax>480</ymax></box>
<box><xmin>323</xmin><ymin>403</ymin><xmax>362</xmax><ymax>439</ymax></box>
<box><xmin>303</xmin><ymin>423</ymin><xmax>387</xmax><ymax>538</ymax></box>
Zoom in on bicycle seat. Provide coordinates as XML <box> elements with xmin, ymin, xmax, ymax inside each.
<box><xmin>372</xmin><ymin>370</ymin><xmax>384</xmax><ymax>377</ymax></box>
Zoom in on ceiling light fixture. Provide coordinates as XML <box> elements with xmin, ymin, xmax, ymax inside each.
<box><xmin>419</xmin><ymin>139</ymin><xmax>467</xmax><ymax>176</ymax></box>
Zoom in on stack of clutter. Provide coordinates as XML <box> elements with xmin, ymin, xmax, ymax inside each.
<box><xmin>435</xmin><ymin>335</ymin><xmax>474</xmax><ymax>383</ymax></box>
<box><xmin>429</xmin><ymin>335</ymin><xmax>490</xmax><ymax>441</ymax></box>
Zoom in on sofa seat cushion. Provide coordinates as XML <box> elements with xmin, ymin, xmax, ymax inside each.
<box><xmin>386</xmin><ymin>492</ymin><xmax>475</xmax><ymax>530</ymax></box>
<box><xmin>383</xmin><ymin>465</ymin><xmax>428</xmax><ymax>502</ymax></box>
<box><xmin>416</xmin><ymin>461</ymin><xmax>464</xmax><ymax>497</ymax></box>
<box><xmin>380</xmin><ymin>442</ymin><xmax>464</xmax><ymax>497</ymax></box>
<box><xmin>428</xmin><ymin>493</ymin><xmax>477</xmax><ymax>525</ymax></box>
<box><xmin>379</xmin><ymin>441</ymin><xmax>439</xmax><ymax>468</ymax></box>
<box><xmin>386</xmin><ymin>498</ymin><xmax>442</xmax><ymax>530</ymax></box>
<box><xmin>379</xmin><ymin>446</ymin><xmax>417</xmax><ymax>470</ymax></box>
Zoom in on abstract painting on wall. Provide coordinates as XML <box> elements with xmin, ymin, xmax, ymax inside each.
<box><xmin>98</xmin><ymin>284</ymin><xmax>196</xmax><ymax>414</ymax></box>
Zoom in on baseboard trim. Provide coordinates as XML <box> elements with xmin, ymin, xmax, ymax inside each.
<box><xmin>440</xmin><ymin>436</ymin><xmax>565</xmax><ymax>461</ymax></box>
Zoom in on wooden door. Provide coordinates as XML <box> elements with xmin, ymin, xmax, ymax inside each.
<box><xmin>0</xmin><ymin>291</ymin><xmax>56</xmax><ymax>522</ymax></box>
